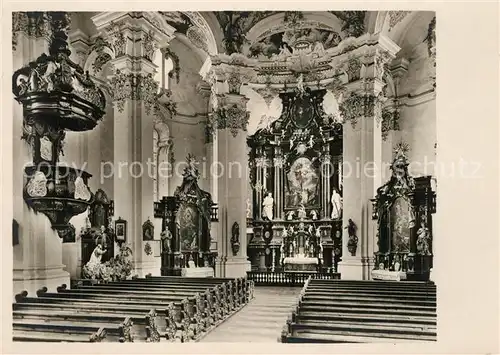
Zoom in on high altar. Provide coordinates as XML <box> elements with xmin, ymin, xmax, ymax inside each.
<box><xmin>247</xmin><ymin>86</ymin><xmax>343</xmax><ymax>274</ymax></box>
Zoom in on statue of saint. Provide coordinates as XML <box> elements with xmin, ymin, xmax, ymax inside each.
<box><xmin>286</xmin><ymin>210</ymin><xmax>295</xmax><ymax>221</ymax></box>
<box><xmin>310</xmin><ymin>210</ymin><xmax>318</xmax><ymax>220</ymax></box>
<box><xmin>262</xmin><ymin>192</ymin><xmax>274</xmax><ymax>220</ymax></box>
<box><xmin>416</xmin><ymin>221</ymin><xmax>431</xmax><ymax>255</ymax></box>
<box><xmin>161</xmin><ymin>228</ymin><xmax>173</xmax><ymax>253</ymax></box>
<box><xmin>331</xmin><ymin>188</ymin><xmax>343</xmax><ymax>219</ymax></box>
<box><xmin>83</xmin><ymin>239</ymin><xmax>107</xmax><ymax>278</ymax></box>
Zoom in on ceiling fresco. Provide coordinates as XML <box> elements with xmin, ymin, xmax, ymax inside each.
<box><xmin>212</xmin><ymin>11</ymin><xmax>366</xmax><ymax>55</ymax></box>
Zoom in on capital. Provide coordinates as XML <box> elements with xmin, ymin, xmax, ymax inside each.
<box><xmin>212</xmin><ymin>94</ymin><xmax>250</xmax><ymax>137</ymax></box>
<box><xmin>91</xmin><ymin>12</ymin><xmax>175</xmax><ymax>62</ymax></box>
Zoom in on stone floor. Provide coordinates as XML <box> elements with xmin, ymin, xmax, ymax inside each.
<box><xmin>200</xmin><ymin>286</ymin><xmax>301</xmax><ymax>342</ymax></box>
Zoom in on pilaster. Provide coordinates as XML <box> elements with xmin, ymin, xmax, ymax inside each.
<box><xmin>337</xmin><ymin>35</ymin><xmax>400</xmax><ymax>280</ymax></box>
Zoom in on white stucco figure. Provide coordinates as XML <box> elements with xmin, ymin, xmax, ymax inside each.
<box><xmin>262</xmin><ymin>192</ymin><xmax>274</xmax><ymax>220</ymax></box>
<box><xmin>331</xmin><ymin>188</ymin><xmax>343</xmax><ymax>219</ymax></box>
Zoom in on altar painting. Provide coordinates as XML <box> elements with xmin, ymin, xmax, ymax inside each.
<box><xmin>390</xmin><ymin>197</ymin><xmax>412</xmax><ymax>252</ymax></box>
<box><xmin>177</xmin><ymin>203</ymin><xmax>199</xmax><ymax>251</ymax></box>
<box><xmin>285</xmin><ymin>157</ymin><xmax>319</xmax><ymax>209</ymax></box>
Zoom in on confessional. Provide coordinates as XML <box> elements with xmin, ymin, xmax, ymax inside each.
<box><xmin>80</xmin><ymin>189</ymin><xmax>115</xmax><ymax>272</ymax></box>
<box><xmin>371</xmin><ymin>145</ymin><xmax>436</xmax><ymax>281</ymax></box>
<box><xmin>247</xmin><ymin>87</ymin><xmax>343</xmax><ymax>274</ymax></box>
<box><xmin>159</xmin><ymin>156</ymin><xmax>217</xmax><ymax>276</ymax></box>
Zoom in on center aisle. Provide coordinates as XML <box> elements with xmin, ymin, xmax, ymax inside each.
<box><xmin>201</xmin><ymin>286</ymin><xmax>301</xmax><ymax>342</ymax></box>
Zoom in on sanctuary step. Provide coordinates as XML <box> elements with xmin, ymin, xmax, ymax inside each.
<box><xmin>200</xmin><ymin>287</ymin><xmax>301</xmax><ymax>342</ymax></box>
<box><xmin>13</xmin><ymin>276</ymin><xmax>254</xmax><ymax>343</ymax></box>
<box><xmin>280</xmin><ymin>279</ymin><xmax>437</xmax><ymax>343</ymax></box>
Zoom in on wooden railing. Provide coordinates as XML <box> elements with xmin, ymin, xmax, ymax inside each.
<box><xmin>246</xmin><ymin>271</ymin><xmax>340</xmax><ymax>286</ymax></box>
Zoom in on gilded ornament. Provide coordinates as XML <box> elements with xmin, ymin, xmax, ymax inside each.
<box><xmin>338</xmin><ymin>92</ymin><xmax>364</xmax><ymax>128</ymax></box>
<box><xmin>142</xmin><ymin>30</ymin><xmax>157</xmax><ymax>62</ymax></box>
<box><xmin>213</xmin><ymin>102</ymin><xmax>250</xmax><ymax>137</ymax></box>
<box><xmin>12</xmin><ymin>12</ymin><xmax>52</xmax><ymax>51</ymax></box>
<box><xmin>345</xmin><ymin>56</ymin><xmax>362</xmax><ymax>82</ymax></box>
<box><xmin>108</xmin><ymin>21</ymin><xmax>126</xmax><ymax>57</ymax></box>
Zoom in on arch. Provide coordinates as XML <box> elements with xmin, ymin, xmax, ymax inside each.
<box><xmin>246</xmin><ymin>12</ymin><xmax>343</xmax><ymax>45</ymax></box>
<box><xmin>183</xmin><ymin>11</ymin><xmax>220</xmax><ymax>56</ymax></box>
<box><xmin>84</xmin><ymin>43</ymin><xmax>115</xmax><ymax>78</ymax></box>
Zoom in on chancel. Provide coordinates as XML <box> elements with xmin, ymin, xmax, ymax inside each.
<box><xmin>10</xmin><ymin>10</ymin><xmax>437</xmax><ymax>343</ymax></box>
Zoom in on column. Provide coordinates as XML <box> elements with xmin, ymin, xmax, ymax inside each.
<box><xmin>214</xmin><ymin>93</ymin><xmax>252</xmax><ymax>277</ymax></box>
<box><xmin>94</xmin><ymin>12</ymin><xmax>173</xmax><ymax>277</ymax></box>
<box><xmin>337</xmin><ymin>37</ymin><xmax>399</xmax><ymax>280</ymax></box>
<box><xmin>208</xmin><ymin>59</ymin><xmax>256</xmax><ymax>277</ymax></box>
<box><xmin>255</xmin><ymin>147</ymin><xmax>265</xmax><ymax>220</ymax></box>
<box><xmin>12</xmin><ymin>13</ymin><xmax>70</xmax><ymax>297</ymax></box>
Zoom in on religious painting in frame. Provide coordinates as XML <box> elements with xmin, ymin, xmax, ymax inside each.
<box><xmin>390</xmin><ymin>197</ymin><xmax>414</xmax><ymax>253</ymax></box>
<box><xmin>115</xmin><ymin>217</ymin><xmax>127</xmax><ymax>244</ymax></box>
<box><xmin>285</xmin><ymin>156</ymin><xmax>320</xmax><ymax>209</ymax></box>
<box><xmin>142</xmin><ymin>219</ymin><xmax>154</xmax><ymax>241</ymax></box>
<box><xmin>176</xmin><ymin>203</ymin><xmax>200</xmax><ymax>252</ymax></box>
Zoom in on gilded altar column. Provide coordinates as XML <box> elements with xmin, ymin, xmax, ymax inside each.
<box><xmin>337</xmin><ymin>36</ymin><xmax>399</xmax><ymax>280</ymax></box>
<box><xmin>273</xmin><ymin>147</ymin><xmax>285</xmax><ymax>220</ymax></box>
<box><xmin>321</xmin><ymin>145</ymin><xmax>332</xmax><ymax>220</ymax></box>
<box><xmin>93</xmin><ymin>12</ymin><xmax>174</xmax><ymax>277</ymax></box>
<box><xmin>12</xmin><ymin>12</ymin><xmax>71</xmax><ymax>296</ymax></box>
<box><xmin>254</xmin><ymin>147</ymin><xmax>265</xmax><ymax>220</ymax></box>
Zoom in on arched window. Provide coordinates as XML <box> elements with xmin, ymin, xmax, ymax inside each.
<box><xmin>154</xmin><ymin>51</ymin><xmax>174</xmax><ymax>91</ymax></box>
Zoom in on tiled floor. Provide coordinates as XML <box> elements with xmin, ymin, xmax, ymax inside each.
<box><xmin>200</xmin><ymin>287</ymin><xmax>301</xmax><ymax>342</ymax></box>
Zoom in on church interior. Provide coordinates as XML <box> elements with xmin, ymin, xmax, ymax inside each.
<box><xmin>10</xmin><ymin>10</ymin><xmax>438</xmax><ymax>343</ymax></box>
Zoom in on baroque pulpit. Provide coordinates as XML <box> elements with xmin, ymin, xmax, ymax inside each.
<box><xmin>247</xmin><ymin>86</ymin><xmax>343</xmax><ymax>274</ymax></box>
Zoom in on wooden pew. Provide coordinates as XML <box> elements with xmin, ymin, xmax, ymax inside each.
<box><xmin>13</xmin><ymin>324</ymin><xmax>107</xmax><ymax>343</ymax></box>
<box><xmin>13</xmin><ymin>276</ymin><xmax>252</xmax><ymax>343</ymax></box>
<box><xmin>280</xmin><ymin>278</ymin><xmax>437</xmax><ymax>343</ymax></box>
<box><xmin>14</xmin><ymin>291</ymin><xmax>141</xmax><ymax>342</ymax></box>
<box><xmin>48</xmin><ymin>285</ymin><xmax>206</xmax><ymax>342</ymax></box>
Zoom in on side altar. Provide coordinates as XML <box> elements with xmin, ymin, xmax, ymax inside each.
<box><xmin>247</xmin><ymin>85</ymin><xmax>343</xmax><ymax>275</ymax></box>
<box><xmin>156</xmin><ymin>155</ymin><xmax>217</xmax><ymax>277</ymax></box>
<box><xmin>371</xmin><ymin>144</ymin><xmax>436</xmax><ymax>281</ymax></box>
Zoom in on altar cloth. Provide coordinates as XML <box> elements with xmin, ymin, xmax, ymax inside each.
<box><xmin>181</xmin><ymin>267</ymin><xmax>214</xmax><ymax>278</ymax></box>
<box><xmin>283</xmin><ymin>256</ymin><xmax>319</xmax><ymax>265</ymax></box>
<box><xmin>371</xmin><ymin>269</ymin><xmax>407</xmax><ymax>281</ymax></box>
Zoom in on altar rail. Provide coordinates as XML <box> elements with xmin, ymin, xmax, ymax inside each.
<box><xmin>246</xmin><ymin>271</ymin><xmax>340</xmax><ymax>286</ymax></box>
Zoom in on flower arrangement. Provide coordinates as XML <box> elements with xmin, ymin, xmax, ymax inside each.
<box><xmin>82</xmin><ymin>244</ymin><xmax>133</xmax><ymax>282</ymax></box>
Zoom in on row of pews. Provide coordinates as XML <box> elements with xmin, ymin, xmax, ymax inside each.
<box><xmin>13</xmin><ymin>275</ymin><xmax>255</xmax><ymax>343</ymax></box>
<box><xmin>280</xmin><ymin>278</ymin><xmax>437</xmax><ymax>343</ymax></box>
